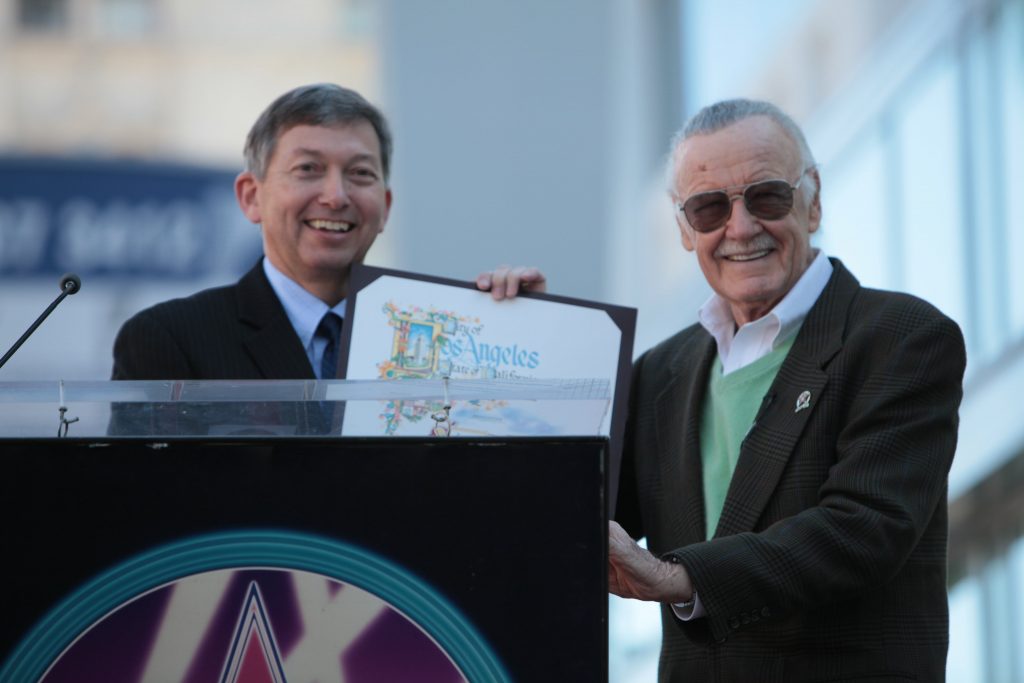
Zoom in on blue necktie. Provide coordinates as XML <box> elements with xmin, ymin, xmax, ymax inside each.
<box><xmin>317</xmin><ymin>312</ymin><xmax>343</xmax><ymax>380</ymax></box>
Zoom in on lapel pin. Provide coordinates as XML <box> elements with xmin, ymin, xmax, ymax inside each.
<box><xmin>795</xmin><ymin>390</ymin><xmax>811</xmax><ymax>413</ymax></box>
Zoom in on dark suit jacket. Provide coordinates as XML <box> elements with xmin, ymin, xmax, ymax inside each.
<box><xmin>616</xmin><ymin>259</ymin><xmax>965</xmax><ymax>683</ymax></box>
<box><xmin>112</xmin><ymin>261</ymin><xmax>316</xmax><ymax>380</ymax></box>
<box><xmin>110</xmin><ymin>261</ymin><xmax>331</xmax><ymax>435</ymax></box>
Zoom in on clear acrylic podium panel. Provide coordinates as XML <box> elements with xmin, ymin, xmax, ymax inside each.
<box><xmin>0</xmin><ymin>378</ymin><xmax>611</xmax><ymax>439</ymax></box>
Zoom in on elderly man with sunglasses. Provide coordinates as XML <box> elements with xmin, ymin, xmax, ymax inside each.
<box><xmin>610</xmin><ymin>99</ymin><xmax>965</xmax><ymax>682</ymax></box>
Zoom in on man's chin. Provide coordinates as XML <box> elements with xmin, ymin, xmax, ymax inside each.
<box><xmin>301</xmin><ymin>241</ymin><xmax>376</xmax><ymax>277</ymax></box>
<box><xmin>719</xmin><ymin>281</ymin><xmax>787</xmax><ymax>315</ymax></box>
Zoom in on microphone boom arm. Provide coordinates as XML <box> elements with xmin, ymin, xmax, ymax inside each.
<box><xmin>0</xmin><ymin>273</ymin><xmax>81</xmax><ymax>371</ymax></box>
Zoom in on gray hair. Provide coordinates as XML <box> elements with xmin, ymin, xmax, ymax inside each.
<box><xmin>243</xmin><ymin>83</ymin><xmax>393</xmax><ymax>183</ymax></box>
<box><xmin>667</xmin><ymin>98</ymin><xmax>818</xmax><ymax>198</ymax></box>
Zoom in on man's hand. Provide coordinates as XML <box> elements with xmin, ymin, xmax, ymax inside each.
<box><xmin>475</xmin><ymin>265</ymin><xmax>547</xmax><ymax>301</ymax></box>
<box><xmin>608</xmin><ymin>520</ymin><xmax>693</xmax><ymax>603</ymax></box>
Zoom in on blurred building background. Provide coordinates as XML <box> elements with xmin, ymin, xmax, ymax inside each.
<box><xmin>1</xmin><ymin>0</ymin><xmax>1022</xmax><ymax>680</ymax></box>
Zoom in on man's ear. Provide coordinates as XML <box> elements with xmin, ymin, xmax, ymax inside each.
<box><xmin>235</xmin><ymin>171</ymin><xmax>262</xmax><ymax>224</ymax></box>
<box><xmin>378</xmin><ymin>188</ymin><xmax>393</xmax><ymax>233</ymax></box>
<box><xmin>679</xmin><ymin>222</ymin><xmax>696</xmax><ymax>252</ymax></box>
<box><xmin>807</xmin><ymin>169</ymin><xmax>822</xmax><ymax>234</ymax></box>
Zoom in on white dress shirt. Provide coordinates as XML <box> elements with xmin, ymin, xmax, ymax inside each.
<box><xmin>262</xmin><ymin>258</ymin><xmax>347</xmax><ymax>379</ymax></box>
<box><xmin>698</xmin><ymin>251</ymin><xmax>833</xmax><ymax>375</ymax></box>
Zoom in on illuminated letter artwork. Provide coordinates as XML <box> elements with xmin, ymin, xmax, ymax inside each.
<box><xmin>375</xmin><ymin>301</ymin><xmax>544</xmax><ymax>435</ymax></box>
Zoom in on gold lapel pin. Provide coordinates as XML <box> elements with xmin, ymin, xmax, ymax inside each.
<box><xmin>795</xmin><ymin>390</ymin><xmax>811</xmax><ymax>413</ymax></box>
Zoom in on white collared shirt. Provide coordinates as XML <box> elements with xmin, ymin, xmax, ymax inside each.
<box><xmin>697</xmin><ymin>250</ymin><xmax>833</xmax><ymax>375</ymax></box>
<box><xmin>262</xmin><ymin>258</ymin><xmax>346</xmax><ymax>379</ymax></box>
<box><xmin>674</xmin><ymin>250</ymin><xmax>833</xmax><ymax>621</ymax></box>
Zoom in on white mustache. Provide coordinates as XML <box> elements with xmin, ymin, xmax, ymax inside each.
<box><xmin>715</xmin><ymin>234</ymin><xmax>778</xmax><ymax>258</ymax></box>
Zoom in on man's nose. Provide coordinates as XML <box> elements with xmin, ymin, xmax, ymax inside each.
<box><xmin>723</xmin><ymin>193</ymin><xmax>761</xmax><ymax>238</ymax></box>
<box><xmin>318</xmin><ymin>169</ymin><xmax>349</xmax><ymax>208</ymax></box>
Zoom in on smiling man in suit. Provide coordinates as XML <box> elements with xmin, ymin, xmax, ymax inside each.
<box><xmin>111</xmin><ymin>83</ymin><xmax>544</xmax><ymax>381</ymax></box>
<box><xmin>609</xmin><ymin>99</ymin><xmax>965</xmax><ymax>682</ymax></box>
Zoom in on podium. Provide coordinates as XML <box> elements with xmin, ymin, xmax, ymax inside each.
<box><xmin>0</xmin><ymin>381</ymin><xmax>609</xmax><ymax>682</ymax></box>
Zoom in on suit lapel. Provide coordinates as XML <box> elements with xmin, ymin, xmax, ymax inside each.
<box><xmin>236</xmin><ymin>262</ymin><xmax>317</xmax><ymax>380</ymax></box>
<box><xmin>655</xmin><ymin>331</ymin><xmax>717</xmax><ymax>546</ymax></box>
<box><xmin>714</xmin><ymin>259</ymin><xmax>859</xmax><ymax>537</ymax></box>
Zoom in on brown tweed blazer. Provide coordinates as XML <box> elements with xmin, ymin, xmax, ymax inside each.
<box><xmin>616</xmin><ymin>259</ymin><xmax>965</xmax><ymax>683</ymax></box>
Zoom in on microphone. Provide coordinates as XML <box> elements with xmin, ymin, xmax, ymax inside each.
<box><xmin>59</xmin><ymin>273</ymin><xmax>81</xmax><ymax>295</ymax></box>
<box><xmin>0</xmin><ymin>273</ymin><xmax>82</xmax><ymax>371</ymax></box>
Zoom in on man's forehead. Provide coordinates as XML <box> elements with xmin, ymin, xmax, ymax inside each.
<box><xmin>276</xmin><ymin>121</ymin><xmax>382</xmax><ymax>155</ymax></box>
<box><xmin>276</xmin><ymin>122</ymin><xmax>380</xmax><ymax>148</ymax></box>
<box><xmin>674</xmin><ymin>117</ymin><xmax>801</xmax><ymax>188</ymax></box>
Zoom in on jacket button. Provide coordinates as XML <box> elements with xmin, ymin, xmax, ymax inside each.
<box><xmin>728</xmin><ymin>617</ymin><xmax>740</xmax><ymax>630</ymax></box>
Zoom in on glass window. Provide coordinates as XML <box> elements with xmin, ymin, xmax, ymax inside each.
<box><xmin>93</xmin><ymin>0</ymin><xmax>154</xmax><ymax>38</ymax></box>
<box><xmin>894</xmin><ymin>52</ymin><xmax>969</xmax><ymax>335</ymax></box>
<box><xmin>964</xmin><ymin>22</ymin><xmax>1005</xmax><ymax>365</ymax></box>
<box><xmin>947</xmin><ymin>576</ymin><xmax>986</xmax><ymax>682</ymax></box>
<box><xmin>1012</xmin><ymin>536</ymin><xmax>1024</xmax><ymax>681</ymax></box>
<box><xmin>817</xmin><ymin>124</ymin><xmax>891</xmax><ymax>290</ymax></box>
<box><xmin>999</xmin><ymin>0</ymin><xmax>1024</xmax><ymax>338</ymax></box>
<box><xmin>608</xmin><ymin>595</ymin><xmax>661</xmax><ymax>683</ymax></box>
<box><xmin>680</xmin><ymin>0</ymin><xmax>815</xmax><ymax>108</ymax></box>
<box><xmin>981</xmin><ymin>552</ymin><xmax>1018</xmax><ymax>683</ymax></box>
<box><xmin>17</xmin><ymin>0</ymin><xmax>68</xmax><ymax>31</ymax></box>
<box><xmin>337</xmin><ymin>0</ymin><xmax>380</xmax><ymax>40</ymax></box>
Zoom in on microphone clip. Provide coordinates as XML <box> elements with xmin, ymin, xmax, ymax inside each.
<box><xmin>57</xmin><ymin>380</ymin><xmax>79</xmax><ymax>438</ymax></box>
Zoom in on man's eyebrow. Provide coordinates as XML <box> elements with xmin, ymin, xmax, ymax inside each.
<box><xmin>289</xmin><ymin>147</ymin><xmax>326</xmax><ymax>159</ymax></box>
<box><xmin>287</xmin><ymin>149</ymin><xmax>380</xmax><ymax>166</ymax></box>
<box><xmin>345</xmin><ymin>152</ymin><xmax>381</xmax><ymax>166</ymax></box>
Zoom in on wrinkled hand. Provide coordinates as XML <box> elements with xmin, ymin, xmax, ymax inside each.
<box><xmin>475</xmin><ymin>265</ymin><xmax>547</xmax><ymax>301</ymax></box>
<box><xmin>608</xmin><ymin>521</ymin><xmax>693</xmax><ymax>603</ymax></box>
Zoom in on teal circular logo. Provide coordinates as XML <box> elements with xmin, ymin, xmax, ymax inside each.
<box><xmin>2</xmin><ymin>530</ymin><xmax>509</xmax><ymax>682</ymax></box>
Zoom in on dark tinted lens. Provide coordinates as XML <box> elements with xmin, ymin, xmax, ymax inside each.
<box><xmin>744</xmin><ymin>180</ymin><xmax>793</xmax><ymax>220</ymax></box>
<box><xmin>683</xmin><ymin>191</ymin><xmax>731</xmax><ymax>232</ymax></box>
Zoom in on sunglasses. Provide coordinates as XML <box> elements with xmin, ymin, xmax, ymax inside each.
<box><xmin>676</xmin><ymin>168</ymin><xmax>812</xmax><ymax>233</ymax></box>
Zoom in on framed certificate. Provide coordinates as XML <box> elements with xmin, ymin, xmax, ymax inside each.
<box><xmin>339</xmin><ymin>264</ymin><xmax>636</xmax><ymax>510</ymax></box>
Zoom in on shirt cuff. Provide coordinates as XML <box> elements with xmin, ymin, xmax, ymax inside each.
<box><xmin>671</xmin><ymin>592</ymin><xmax>707</xmax><ymax>620</ymax></box>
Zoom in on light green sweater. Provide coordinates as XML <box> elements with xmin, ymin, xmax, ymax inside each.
<box><xmin>700</xmin><ymin>335</ymin><xmax>796</xmax><ymax>539</ymax></box>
